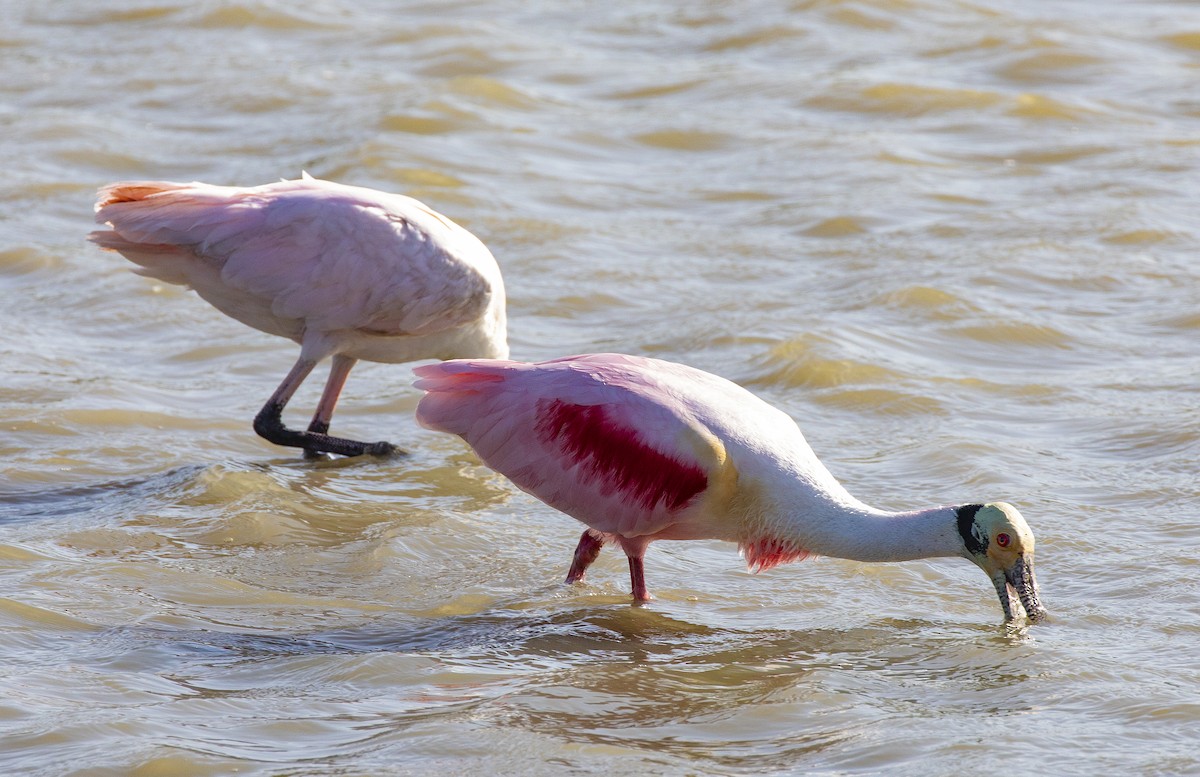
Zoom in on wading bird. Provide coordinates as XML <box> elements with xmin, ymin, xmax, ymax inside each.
<box><xmin>91</xmin><ymin>174</ymin><xmax>507</xmax><ymax>457</ymax></box>
<box><xmin>414</xmin><ymin>353</ymin><xmax>1045</xmax><ymax>622</ymax></box>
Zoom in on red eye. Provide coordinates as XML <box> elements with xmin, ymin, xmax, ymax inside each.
<box><xmin>996</xmin><ymin>533</ymin><xmax>1011</xmax><ymax>548</ymax></box>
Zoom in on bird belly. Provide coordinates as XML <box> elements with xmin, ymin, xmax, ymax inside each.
<box><xmin>190</xmin><ymin>279</ymin><xmax>303</xmax><ymax>341</ymax></box>
<box><xmin>335</xmin><ymin>317</ymin><xmax>509</xmax><ymax>363</ymax></box>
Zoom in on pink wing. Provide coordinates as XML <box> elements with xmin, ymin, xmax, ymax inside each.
<box><xmin>90</xmin><ymin>177</ymin><xmax>497</xmax><ymax>336</ymax></box>
<box><xmin>414</xmin><ymin>354</ymin><xmax>723</xmax><ymax>538</ymax></box>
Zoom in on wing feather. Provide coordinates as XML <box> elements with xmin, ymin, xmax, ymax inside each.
<box><xmin>92</xmin><ymin>177</ymin><xmax>497</xmax><ymax>337</ymax></box>
<box><xmin>415</xmin><ymin>356</ymin><xmax>728</xmax><ymax>538</ymax></box>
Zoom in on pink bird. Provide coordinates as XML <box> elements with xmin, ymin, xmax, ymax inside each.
<box><xmin>415</xmin><ymin>353</ymin><xmax>1046</xmax><ymax>622</ymax></box>
<box><xmin>90</xmin><ymin>174</ymin><xmax>507</xmax><ymax>457</ymax></box>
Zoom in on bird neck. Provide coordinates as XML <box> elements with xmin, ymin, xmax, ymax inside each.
<box><xmin>818</xmin><ymin>503</ymin><xmax>965</xmax><ymax>563</ymax></box>
<box><xmin>753</xmin><ymin>489</ymin><xmax>966</xmax><ymax>566</ymax></box>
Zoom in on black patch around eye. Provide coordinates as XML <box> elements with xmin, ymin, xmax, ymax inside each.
<box><xmin>956</xmin><ymin>503</ymin><xmax>987</xmax><ymax>556</ymax></box>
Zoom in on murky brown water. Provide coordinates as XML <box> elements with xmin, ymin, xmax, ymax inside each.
<box><xmin>3</xmin><ymin>1</ymin><xmax>1200</xmax><ymax>774</ymax></box>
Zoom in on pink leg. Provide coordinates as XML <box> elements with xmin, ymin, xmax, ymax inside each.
<box><xmin>618</xmin><ymin>536</ymin><xmax>653</xmax><ymax>601</ymax></box>
<box><xmin>627</xmin><ymin>555</ymin><xmax>653</xmax><ymax>602</ymax></box>
<box><xmin>307</xmin><ymin>354</ymin><xmax>356</xmax><ymax>436</ymax></box>
<box><xmin>565</xmin><ymin>530</ymin><xmax>604</xmax><ymax>583</ymax></box>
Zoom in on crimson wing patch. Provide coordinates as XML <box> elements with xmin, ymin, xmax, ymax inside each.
<box><xmin>534</xmin><ymin>399</ymin><xmax>707</xmax><ymax>512</ymax></box>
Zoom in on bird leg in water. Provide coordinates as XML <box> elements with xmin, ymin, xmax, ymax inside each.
<box><xmin>627</xmin><ymin>555</ymin><xmax>652</xmax><ymax>602</ymax></box>
<box><xmin>565</xmin><ymin>529</ymin><xmax>605</xmax><ymax>583</ymax></box>
<box><xmin>254</xmin><ymin>355</ymin><xmax>396</xmax><ymax>457</ymax></box>
<box><xmin>302</xmin><ymin>355</ymin><xmax>398</xmax><ymax>457</ymax></box>
<box><xmin>566</xmin><ymin>530</ymin><xmax>654</xmax><ymax>601</ymax></box>
<box><xmin>618</xmin><ymin>536</ymin><xmax>654</xmax><ymax>601</ymax></box>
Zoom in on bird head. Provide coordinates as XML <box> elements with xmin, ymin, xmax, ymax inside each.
<box><xmin>956</xmin><ymin>502</ymin><xmax>1046</xmax><ymax>623</ymax></box>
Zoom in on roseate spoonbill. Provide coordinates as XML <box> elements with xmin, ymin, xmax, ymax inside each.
<box><xmin>90</xmin><ymin>174</ymin><xmax>507</xmax><ymax>457</ymax></box>
<box><xmin>414</xmin><ymin>353</ymin><xmax>1046</xmax><ymax>622</ymax></box>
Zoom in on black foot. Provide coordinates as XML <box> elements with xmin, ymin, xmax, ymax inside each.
<box><xmin>255</xmin><ymin>405</ymin><xmax>397</xmax><ymax>458</ymax></box>
<box><xmin>297</xmin><ymin>433</ymin><xmax>398</xmax><ymax>458</ymax></box>
<box><xmin>360</xmin><ymin>440</ymin><xmax>399</xmax><ymax>457</ymax></box>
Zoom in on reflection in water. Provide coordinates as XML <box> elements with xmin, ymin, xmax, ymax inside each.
<box><xmin>0</xmin><ymin>465</ymin><xmax>207</xmax><ymax>523</ymax></box>
<box><xmin>59</xmin><ymin>605</ymin><xmax>1045</xmax><ymax>774</ymax></box>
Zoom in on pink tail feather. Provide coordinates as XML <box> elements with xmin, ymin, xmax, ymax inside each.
<box><xmin>92</xmin><ymin>180</ymin><xmax>252</xmax><ymax>247</ymax></box>
<box><xmin>90</xmin><ymin>182</ymin><xmax>206</xmax><ymax>284</ymax></box>
<box><xmin>94</xmin><ymin>181</ymin><xmax>194</xmax><ymax>210</ymax></box>
<box><xmin>412</xmin><ymin>361</ymin><xmax>511</xmax><ymax>392</ymax></box>
<box><xmin>413</xmin><ymin>360</ymin><xmax>518</xmax><ymax>435</ymax></box>
<box><xmin>86</xmin><ymin>231</ymin><xmax>193</xmax><ymax>284</ymax></box>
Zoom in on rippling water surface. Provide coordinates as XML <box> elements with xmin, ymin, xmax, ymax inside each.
<box><xmin>3</xmin><ymin>1</ymin><xmax>1200</xmax><ymax>774</ymax></box>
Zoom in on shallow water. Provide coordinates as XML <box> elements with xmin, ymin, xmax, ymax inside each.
<box><xmin>2</xmin><ymin>0</ymin><xmax>1200</xmax><ymax>774</ymax></box>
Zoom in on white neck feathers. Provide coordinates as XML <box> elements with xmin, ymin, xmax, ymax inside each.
<box><xmin>738</xmin><ymin>478</ymin><xmax>964</xmax><ymax>567</ymax></box>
